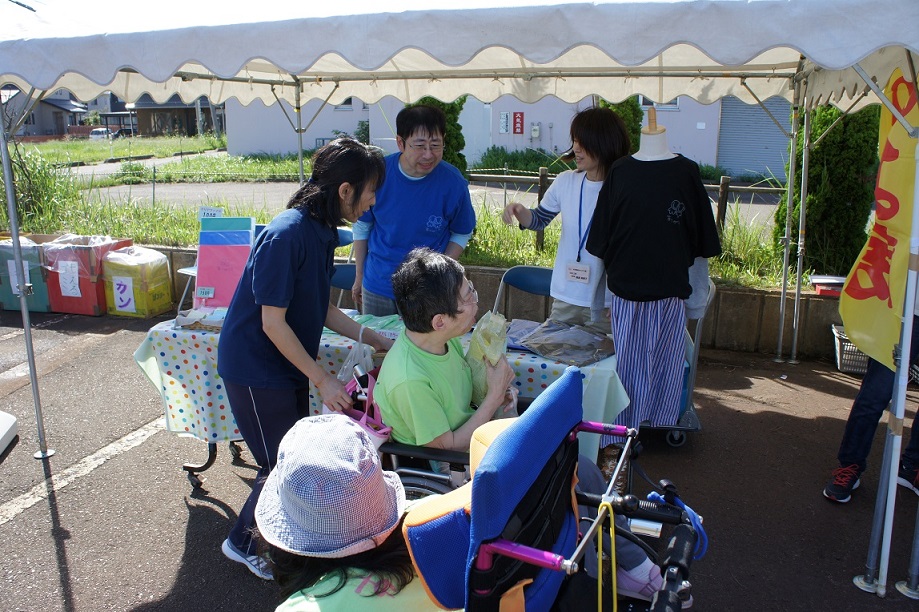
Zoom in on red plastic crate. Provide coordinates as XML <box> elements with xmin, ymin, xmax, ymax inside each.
<box><xmin>44</xmin><ymin>236</ymin><xmax>132</xmax><ymax>316</ymax></box>
<box><xmin>814</xmin><ymin>285</ymin><xmax>842</xmax><ymax>297</ymax></box>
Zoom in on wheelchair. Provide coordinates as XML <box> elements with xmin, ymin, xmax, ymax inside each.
<box><xmin>380</xmin><ymin>440</ymin><xmax>469</xmax><ymax>498</ymax></box>
<box><xmin>350</xmin><ymin>365</ymin><xmax>706</xmax><ymax>611</ymax></box>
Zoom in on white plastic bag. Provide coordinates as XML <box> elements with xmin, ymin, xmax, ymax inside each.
<box><xmin>336</xmin><ymin>325</ymin><xmax>375</xmax><ymax>383</ymax></box>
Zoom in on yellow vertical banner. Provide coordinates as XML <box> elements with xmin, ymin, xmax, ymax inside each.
<box><xmin>840</xmin><ymin>69</ymin><xmax>918</xmax><ymax>369</ymax></box>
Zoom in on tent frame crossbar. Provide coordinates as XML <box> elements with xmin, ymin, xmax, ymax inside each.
<box><xmin>853</xmin><ymin>63</ymin><xmax>919</xmax><ymax>139</ymax></box>
<box><xmin>5</xmin><ymin>87</ymin><xmax>43</xmax><ymax>136</ymax></box>
<box><xmin>269</xmin><ymin>79</ymin><xmax>340</xmax><ymax>185</ymax></box>
<box><xmin>742</xmin><ymin>77</ymin><xmax>793</xmax><ymax>140</ymax></box>
<box><xmin>169</xmin><ymin>68</ymin><xmax>797</xmax><ymax>89</ymax></box>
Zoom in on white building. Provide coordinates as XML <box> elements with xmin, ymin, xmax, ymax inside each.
<box><xmin>223</xmin><ymin>93</ymin><xmax>792</xmax><ymax>181</ymax></box>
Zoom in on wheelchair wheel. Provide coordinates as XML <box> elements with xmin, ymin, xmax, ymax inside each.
<box><xmin>400</xmin><ymin>476</ymin><xmax>453</xmax><ymax>500</ymax></box>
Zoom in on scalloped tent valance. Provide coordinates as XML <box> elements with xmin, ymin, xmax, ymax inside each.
<box><xmin>1</xmin><ymin>0</ymin><xmax>917</xmax><ymax>111</ymax></box>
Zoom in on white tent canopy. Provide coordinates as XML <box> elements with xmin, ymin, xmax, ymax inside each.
<box><xmin>1</xmin><ymin>0</ymin><xmax>917</xmax><ymax>112</ymax></box>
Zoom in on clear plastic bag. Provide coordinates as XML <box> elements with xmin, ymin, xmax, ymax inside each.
<box><xmin>521</xmin><ymin>319</ymin><xmax>615</xmax><ymax>366</ymax></box>
<box><xmin>464</xmin><ymin>310</ymin><xmax>508</xmax><ymax>406</ymax></box>
<box><xmin>336</xmin><ymin>325</ymin><xmax>375</xmax><ymax>383</ymax></box>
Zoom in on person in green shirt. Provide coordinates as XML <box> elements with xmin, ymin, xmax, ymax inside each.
<box><xmin>375</xmin><ymin>247</ymin><xmax>516</xmax><ymax>451</ymax></box>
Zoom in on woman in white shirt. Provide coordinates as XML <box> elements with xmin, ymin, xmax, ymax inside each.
<box><xmin>502</xmin><ymin>107</ymin><xmax>630</xmax><ymax>335</ymax></box>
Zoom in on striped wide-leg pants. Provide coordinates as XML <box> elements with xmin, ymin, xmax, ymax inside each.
<box><xmin>602</xmin><ymin>295</ymin><xmax>685</xmax><ymax>445</ymax></box>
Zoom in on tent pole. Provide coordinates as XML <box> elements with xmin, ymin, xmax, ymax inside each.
<box><xmin>898</xmin><ymin>128</ymin><xmax>919</xmax><ymax>607</ymax></box>
<box><xmin>775</xmin><ymin>98</ymin><xmax>800</xmax><ymax>362</ymax></box>
<box><xmin>875</xmin><ymin>138</ymin><xmax>919</xmax><ymax>597</ymax></box>
<box><xmin>0</xmin><ymin>116</ymin><xmax>55</xmax><ymax>460</ymax></box>
<box><xmin>295</xmin><ymin>86</ymin><xmax>304</xmax><ymax>185</ymax></box>
<box><xmin>789</xmin><ymin>105</ymin><xmax>811</xmax><ymax>364</ymax></box>
<box><xmin>896</xmin><ymin>497</ymin><xmax>919</xmax><ymax>598</ymax></box>
<box><xmin>855</xmin><ymin>426</ymin><xmax>895</xmax><ymax>593</ymax></box>
<box><xmin>845</xmin><ymin>60</ymin><xmax>919</xmax><ymax>598</ymax></box>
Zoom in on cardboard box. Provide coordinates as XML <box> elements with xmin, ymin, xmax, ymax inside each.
<box><xmin>0</xmin><ymin>234</ymin><xmax>63</xmax><ymax>312</ymax></box>
<box><xmin>44</xmin><ymin>235</ymin><xmax>133</xmax><ymax>316</ymax></box>
<box><xmin>103</xmin><ymin>246</ymin><xmax>174</xmax><ymax>318</ymax></box>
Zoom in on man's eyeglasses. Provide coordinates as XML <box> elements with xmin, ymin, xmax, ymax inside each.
<box><xmin>404</xmin><ymin>140</ymin><xmax>444</xmax><ymax>153</ymax></box>
<box><xmin>462</xmin><ymin>281</ymin><xmax>478</xmax><ymax>305</ymax></box>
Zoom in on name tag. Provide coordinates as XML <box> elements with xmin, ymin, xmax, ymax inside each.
<box><xmin>566</xmin><ymin>263</ymin><xmax>590</xmax><ymax>284</ymax></box>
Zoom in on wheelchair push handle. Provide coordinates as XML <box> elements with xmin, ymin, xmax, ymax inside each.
<box><xmin>574</xmin><ymin>492</ymin><xmax>687</xmax><ymax>525</ymax></box>
<box><xmin>650</xmin><ymin>523</ymin><xmax>696</xmax><ymax>612</ymax></box>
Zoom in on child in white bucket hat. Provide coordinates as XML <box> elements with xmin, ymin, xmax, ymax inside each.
<box><xmin>255</xmin><ymin>413</ymin><xmax>438</xmax><ymax>610</ymax></box>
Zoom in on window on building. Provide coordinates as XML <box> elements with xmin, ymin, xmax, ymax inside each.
<box><xmin>24</xmin><ymin>113</ymin><xmax>35</xmax><ymax>125</ymax></box>
<box><xmin>334</xmin><ymin>97</ymin><xmax>367</xmax><ymax>111</ymax></box>
<box><xmin>638</xmin><ymin>95</ymin><xmax>679</xmax><ymax>111</ymax></box>
<box><xmin>335</xmin><ymin>97</ymin><xmax>355</xmax><ymax>111</ymax></box>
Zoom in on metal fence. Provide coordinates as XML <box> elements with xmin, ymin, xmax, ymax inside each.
<box><xmin>470</xmin><ymin>167</ymin><xmax>785</xmax><ymax>248</ymax></box>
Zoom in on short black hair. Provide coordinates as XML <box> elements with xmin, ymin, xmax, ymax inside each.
<box><xmin>569</xmin><ymin>107</ymin><xmax>630</xmax><ymax>177</ymax></box>
<box><xmin>286</xmin><ymin>137</ymin><xmax>385</xmax><ymax>227</ymax></box>
<box><xmin>392</xmin><ymin>248</ymin><xmax>466</xmax><ymax>333</ymax></box>
<box><xmin>396</xmin><ymin>105</ymin><xmax>446</xmax><ymax>141</ymax></box>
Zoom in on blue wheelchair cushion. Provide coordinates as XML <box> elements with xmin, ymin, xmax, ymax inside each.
<box><xmin>403</xmin><ymin>482</ymin><xmax>472</xmax><ymax>609</ymax></box>
<box><xmin>401</xmin><ymin>367</ymin><xmax>585</xmax><ymax>611</ymax></box>
<box><xmin>466</xmin><ymin>366</ymin><xmax>584</xmax><ymax>610</ymax></box>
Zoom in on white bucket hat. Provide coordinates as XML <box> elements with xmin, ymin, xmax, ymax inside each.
<box><xmin>255</xmin><ymin>413</ymin><xmax>406</xmax><ymax>558</ymax></box>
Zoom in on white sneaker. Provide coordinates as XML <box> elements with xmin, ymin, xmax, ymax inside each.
<box><xmin>221</xmin><ymin>538</ymin><xmax>273</xmax><ymax>580</ymax></box>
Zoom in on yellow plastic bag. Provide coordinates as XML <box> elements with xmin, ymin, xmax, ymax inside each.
<box><xmin>464</xmin><ymin>310</ymin><xmax>508</xmax><ymax>406</ymax></box>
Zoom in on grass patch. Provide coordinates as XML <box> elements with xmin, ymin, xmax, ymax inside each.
<box><xmin>17</xmin><ymin>134</ymin><xmax>227</xmax><ymax>166</ymax></box>
<box><xmin>463</xmin><ymin>202</ymin><xmax>559</xmax><ymax>268</ymax></box>
<box><xmin>711</xmin><ymin>202</ymin><xmax>794</xmax><ymax>288</ymax></box>
<box><xmin>73</xmin><ymin>152</ymin><xmax>306</xmax><ymax>188</ymax></box>
<box><xmin>1</xmin><ymin>145</ymin><xmax>799</xmax><ymax>286</ymax></box>
<box><xmin>144</xmin><ymin>154</ymin><xmax>303</xmax><ymax>183</ymax></box>
<box><xmin>1</xmin><ymin>194</ymin><xmax>276</xmax><ymax>248</ymax></box>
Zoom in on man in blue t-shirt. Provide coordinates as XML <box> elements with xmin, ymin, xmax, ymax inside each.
<box><xmin>351</xmin><ymin>105</ymin><xmax>476</xmax><ymax>315</ymax></box>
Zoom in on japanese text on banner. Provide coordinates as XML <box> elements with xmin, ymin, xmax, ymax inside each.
<box><xmin>840</xmin><ymin>69</ymin><xmax>918</xmax><ymax>369</ymax></box>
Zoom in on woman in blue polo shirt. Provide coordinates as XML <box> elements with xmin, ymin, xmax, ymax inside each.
<box><xmin>217</xmin><ymin>138</ymin><xmax>393</xmax><ymax>580</ymax></box>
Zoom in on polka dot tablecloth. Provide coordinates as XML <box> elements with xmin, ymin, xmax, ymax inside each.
<box><xmin>505</xmin><ymin>348</ymin><xmax>569</xmax><ymax>397</ymax></box>
<box><xmin>135</xmin><ymin>320</ymin><xmax>629</xmax><ymax>461</ymax></box>
<box><xmin>134</xmin><ymin>320</ymin><xmax>239</xmax><ymax>442</ymax></box>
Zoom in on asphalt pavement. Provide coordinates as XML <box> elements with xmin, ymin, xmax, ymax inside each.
<box><xmin>1</xmin><ymin>310</ymin><xmax>918</xmax><ymax>611</ymax></box>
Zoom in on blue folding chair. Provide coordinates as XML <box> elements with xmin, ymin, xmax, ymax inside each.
<box><xmin>492</xmin><ymin>265</ymin><xmax>553</xmax><ymax>316</ymax></box>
